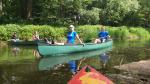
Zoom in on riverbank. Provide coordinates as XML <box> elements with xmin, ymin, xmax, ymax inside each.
<box><xmin>112</xmin><ymin>59</ymin><xmax>150</xmax><ymax>83</ymax></box>
<box><xmin>114</xmin><ymin>59</ymin><xmax>150</xmax><ymax>75</ymax></box>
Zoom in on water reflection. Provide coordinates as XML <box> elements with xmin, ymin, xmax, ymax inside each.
<box><xmin>38</xmin><ymin>47</ymin><xmax>112</xmax><ymax>71</ymax></box>
<box><xmin>68</xmin><ymin>60</ymin><xmax>77</xmax><ymax>75</ymax></box>
<box><xmin>11</xmin><ymin>46</ymin><xmax>20</xmax><ymax>56</ymax></box>
<box><xmin>0</xmin><ymin>40</ymin><xmax>150</xmax><ymax>84</ymax></box>
<box><xmin>99</xmin><ymin>53</ymin><xmax>110</xmax><ymax>68</ymax></box>
<box><xmin>0</xmin><ymin>44</ymin><xmax>36</xmax><ymax>63</ymax></box>
<box><xmin>68</xmin><ymin>58</ymin><xmax>86</xmax><ymax>76</ymax></box>
<box><xmin>33</xmin><ymin>49</ymin><xmax>41</xmax><ymax>59</ymax></box>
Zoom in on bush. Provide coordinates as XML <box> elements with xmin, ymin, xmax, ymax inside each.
<box><xmin>4</xmin><ymin>24</ymin><xmax>21</xmax><ymax>39</ymax></box>
<box><xmin>77</xmin><ymin>25</ymin><xmax>98</xmax><ymax>42</ymax></box>
<box><xmin>0</xmin><ymin>24</ymin><xmax>149</xmax><ymax>41</ymax></box>
<box><xmin>129</xmin><ymin>27</ymin><xmax>150</xmax><ymax>39</ymax></box>
<box><xmin>0</xmin><ymin>26</ymin><xmax>7</xmax><ymax>40</ymax></box>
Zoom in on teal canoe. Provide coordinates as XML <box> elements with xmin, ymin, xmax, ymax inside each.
<box><xmin>37</xmin><ymin>40</ymin><xmax>113</xmax><ymax>57</ymax></box>
<box><xmin>38</xmin><ymin>46</ymin><xmax>112</xmax><ymax>71</ymax></box>
<box><xmin>8</xmin><ymin>40</ymin><xmax>44</xmax><ymax>45</ymax></box>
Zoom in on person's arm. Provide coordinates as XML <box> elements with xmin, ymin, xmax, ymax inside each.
<box><xmin>35</xmin><ymin>34</ymin><xmax>40</xmax><ymax>40</ymax></box>
<box><xmin>76</xmin><ymin>34</ymin><xmax>84</xmax><ymax>44</ymax></box>
<box><xmin>106</xmin><ymin>31</ymin><xmax>110</xmax><ymax>39</ymax></box>
<box><xmin>107</xmin><ymin>35</ymin><xmax>110</xmax><ymax>38</ymax></box>
<box><xmin>66</xmin><ymin>33</ymin><xmax>69</xmax><ymax>44</ymax></box>
<box><xmin>98</xmin><ymin>32</ymin><xmax>102</xmax><ymax>39</ymax></box>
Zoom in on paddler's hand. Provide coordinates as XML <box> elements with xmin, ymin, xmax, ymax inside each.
<box><xmin>81</xmin><ymin>43</ymin><xmax>85</xmax><ymax>47</ymax></box>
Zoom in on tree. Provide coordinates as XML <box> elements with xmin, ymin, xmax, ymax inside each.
<box><xmin>26</xmin><ymin>0</ymin><xmax>32</xmax><ymax>19</ymax></box>
<box><xmin>20</xmin><ymin>0</ymin><xmax>32</xmax><ymax>19</ymax></box>
<box><xmin>100</xmin><ymin>0</ymin><xmax>140</xmax><ymax>26</ymax></box>
<box><xmin>0</xmin><ymin>0</ymin><xmax>2</xmax><ymax>16</ymax></box>
<box><xmin>79</xmin><ymin>7</ymin><xmax>100</xmax><ymax>25</ymax></box>
<box><xmin>138</xmin><ymin>0</ymin><xmax>150</xmax><ymax>27</ymax></box>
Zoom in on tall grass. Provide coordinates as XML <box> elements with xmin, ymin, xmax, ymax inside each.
<box><xmin>129</xmin><ymin>27</ymin><xmax>150</xmax><ymax>39</ymax></box>
<box><xmin>0</xmin><ymin>24</ymin><xmax>149</xmax><ymax>41</ymax></box>
<box><xmin>113</xmin><ymin>26</ymin><xmax>130</xmax><ymax>40</ymax></box>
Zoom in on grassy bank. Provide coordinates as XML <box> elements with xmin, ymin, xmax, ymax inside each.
<box><xmin>0</xmin><ymin>24</ymin><xmax>149</xmax><ymax>42</ymax></box>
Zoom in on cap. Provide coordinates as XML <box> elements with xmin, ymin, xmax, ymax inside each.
<box><xmin>69</xmin><ymin>25</ymin><xmax>74</xmax><ymax>29</ymax></box>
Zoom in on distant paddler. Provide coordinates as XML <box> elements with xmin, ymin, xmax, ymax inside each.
<box><xmin>11</xmin><ymin>32</ymin><xmax>20</xmax><ymax>42</ymax></box>
<box><xmin>32</xmin><ymin>31</ymin><xmax>40</xmax><ymax>41</ymax></box>
<box><xmin>94</xmin><ymin>25</ymin><xmax>110</xmax><ymax>43</ymax></box>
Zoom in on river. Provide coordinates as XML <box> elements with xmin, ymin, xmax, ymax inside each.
<box><xmin>0</xmin><ymin>40</ymin><xmax>150</xmax><ymax>84</ymax></box>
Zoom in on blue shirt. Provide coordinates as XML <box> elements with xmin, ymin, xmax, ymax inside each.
<box><xmin>67</xmin><ymin>31</ymin><xmax>77</xmax><ymax>44</ymax></box>
<box><xmin>98</xmin><ymin>31</ymin><xmax>108</xmax><ymax>39</ymax></box>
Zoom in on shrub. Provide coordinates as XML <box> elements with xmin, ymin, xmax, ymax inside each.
<box><xmin>0</xmin><ymin>26</ymin><xmax>7</xmax><ymax>40</ymax></box>
<box><xmin>129</xmin><ymin>27</ymin><xmax>150</xmax><ymax>39</ymax></box>
<box><xmin>77</xmin><ymin>25</ymin><xmax>98</xmax><ymax>42</ymax></box>
<box><xmin>0</xmin><ymin>24</ymin><xmax>149</xmax><ymax>41</ymax></box>
<box><xmin>4</xmin><ymin>24</ymin><xmax>21</xmax><ymax>39</ymax></box>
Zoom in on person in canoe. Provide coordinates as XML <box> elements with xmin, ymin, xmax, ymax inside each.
<box><xmin>67</xmin><ymin>25</ymin><xmax>84</xmax><ymax>45</ymax></box>
<box><xmin>44</xmin><ymin>37</ymin><xmax>65</xmax><ymax>45</ymax></box>
<box><xmin>44</xmin><ymin>38</ymin><xmax>51</xmax><ymax>44</ymax></box>
<box><xmin>32</xmin><ymin>31</ymin><xmax>40</xmax><ymax>41</ymax></box>
<box><xmin>11</xmin><ymin>32</ymin><xmax>19</xmax><ymax>42</ymax></box>
<box><xmin>44</xmin><ymin>25</ymin><xmax>84</xmax><ymax>45</ymax></box>
<box><xmin>94</xmin><ymin>25</ymin><xmax>110</xmax><ymax>43</ymax></box>
<box><xmin>44</xmin><ymin>37</ymin><xmax>55</xmax><ymax>44</ymax></box>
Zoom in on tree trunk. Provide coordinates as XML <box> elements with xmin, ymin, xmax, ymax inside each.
<box><xmin>26</xmin><ymin>0</ymin><xmax>32</xmax><ymax>19</ymax></box>
<box><xmin>20</xmin><ymin>0</ymin><xmax>32</xmax><ymax>19</ymax></box>
<box><xmin>0</xmin><ymin>0</ymin><xmax>2</xmax><ymax>16</ymax></box>
<box><xmin>20</xmin><ymin>0</ymin><xmax>26</xmax><ymax>19</ymax></box>
<box><xmin>59</xmin><ymin>0</ymin><xmax>64</xmax><ymax>18</ymax></box>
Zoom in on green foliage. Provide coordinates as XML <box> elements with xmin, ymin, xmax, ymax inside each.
<box><xmin>112</xmin><ymin>26</ymin><xmax>129</xmax><ymax>40</ymax></box>
<box><xmin>138</xmin><ymin>0</ymin><xmax>150</xmax><ymax>27</ymax></box>
<box><xmin>100</xmin><ymin>0</ymin><xmax>140</xmax><ymax>26</ymax></box>
<box><xmin>79</xmin><ymin>8</ymin><xmax>100</xmax><ymax>25</ymax></box>
<box><xmin>77</xmin><ymin>25</ymin><xmax>98</xmax><ymax>42</ymax></box>
<box><xmin>0</xmin><ymin>24</ymin><xmax>149</xmax><ymax>41</ymax></box>
<box><xmin>4</xmin><ymin>24</ymin><xmax>21</xmax><ymax>39</ymax></box>
<box><xmin>0</xmin><ymin>26</ymin><xmax>7</xmax><ymax>40</ymax></box>
<box><xmin>54</xmin><ymin>28</ymin><xmax>66</xmax><ymax>41</ymax></box>
<box><xmin>129</xmin><ymin>27</ymin><xmax>150</xmax><ymax>39</ymax></box>
<box><xmin>1</xmin><ymin>0</ymin><xmax>150</xmax><ymax>27</ymax></box>
<box><xmin>107</xmin><ymin>26</ymin><xmax>117</xmax><ymax>38</ymax></box>
<box><xmin>38</xmin><ymin>26</ymin><xmax>53</xmax><ymax>38</ymax></box>
<box><xmin>19</xmin><ymin>26</ymin><xmax>33</xmax><ymax>40</ymax></box>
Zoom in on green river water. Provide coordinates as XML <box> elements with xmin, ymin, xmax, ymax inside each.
<box><xmin>0</xmin><ymin>40</ymin><xmax>150</xmax><ymax>84</ymax></box>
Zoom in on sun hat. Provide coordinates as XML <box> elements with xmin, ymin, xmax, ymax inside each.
<box><xmin>69</xmin><ymin>25</ymin><xmax>74</xmax><ymax>29</ymax></box>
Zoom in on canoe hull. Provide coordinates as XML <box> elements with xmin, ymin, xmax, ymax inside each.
<box><xmin>38</xmin><ymin>40</ymin><xmax>113</xmax><ymax>57</ymax></box>
<box><xmin>8</xmin><ymin>40</ymin><xmax>44</xmax><ymax>45</ymax></box>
